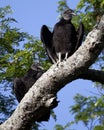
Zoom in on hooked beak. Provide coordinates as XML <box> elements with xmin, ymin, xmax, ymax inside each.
<box><xmin>71</xmin><ymin>12</ymin><xmax>77</xmax><ymax>16</ymax></box>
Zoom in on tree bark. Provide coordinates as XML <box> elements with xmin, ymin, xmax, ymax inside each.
<box><xmin>0</xmin><ymin>15</ymin><xmax>104</xmax><ymax>130</ymax></box>
<box><xmin>80</xmin><ymin>69</ymin><xmax>104</xmax><ymax>84</ymax></box>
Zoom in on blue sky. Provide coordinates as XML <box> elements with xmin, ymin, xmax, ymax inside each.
<box><xmin>0</xmin><ymin>0</ymin><xmax>80</xmax><ymax>37</ymax></box>
<box><xmin>0</xmin><ymin>0</ymin><xmax>99</xmax><ymax>130</ymax></box>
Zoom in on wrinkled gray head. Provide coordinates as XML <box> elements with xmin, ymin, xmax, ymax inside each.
<box><xmin>62</xmin><ymin>9</ymin><xmax>76</xmax><ymax>20</ymax></box>
<box><xmin>31</xmin><ymin>63</ymin><xmax>44</xmax><ymax>71</ymax></box>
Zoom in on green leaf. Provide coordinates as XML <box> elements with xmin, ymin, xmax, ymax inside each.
<box><xmin>94</xmin><ymin>125</ymin><xmax>104</xmax><ymax>130</ymax></box>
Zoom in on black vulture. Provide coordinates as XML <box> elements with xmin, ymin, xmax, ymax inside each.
<box><xmin>13</xmin><ymin>63</ymin><xmax>43</xmax><ymax>102</ymax></box>
<box><xmin>41</xmin><ymin>9</ymin><xmax>84</xmax><ymax>63</ymax></box>
<box><xmin>13</xmin><ymin>63</ymin><xmax>58</xmax><ymax>122</ymax></box>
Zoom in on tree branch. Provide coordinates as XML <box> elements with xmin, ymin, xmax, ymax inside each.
<box><xmin>80</xmin><ymin>69</ymin><xmax>104</xmax><ymax>84</ymax></box>
<box><xmin>0</xmin><ymin>15</ymin><xmax>104</xmax><ymax>130</ymax></box>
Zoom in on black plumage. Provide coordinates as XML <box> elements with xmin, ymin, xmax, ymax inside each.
<box><xmin>13</xmin><ymin>63</ymin><xmax>58</xmax><ymax>122</ymax></box>
<box><xmin>13</xmin><ymin>63</ymin><xmax>43</xmax><ymax>102</ymax></box>
<box><xmin>41</xmin><ymin>9</ymin><xmax>84</xmax><ymax>63</ymax></box>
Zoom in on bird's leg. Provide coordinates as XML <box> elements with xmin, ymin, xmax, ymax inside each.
<box><xmin>56</xmin><ymin>52</ymin><xmax>61</xmax><ymax>65</ymax></box>
<box><xmin>47</xmin><ymin>49</ymin><xmax>57</xmax><ymax>64</ymax></box>
<box><xmin>64</xmin><ymin>52</ymin><xmax>68</xmax><ymax>61</ymax></box>
<box><xmin>58</xmin><ymin>52</ymin><xmax>62</xmax><ymax>63</ymax></box>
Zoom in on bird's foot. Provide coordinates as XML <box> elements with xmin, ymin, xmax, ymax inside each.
<box><xmin>56</xmin><ymin>60</ymin><xmax>61</xmax><ymax>67</ymax></box>
<box><xmin>64</xmin><ymin>52</ymin><xmax>68</xmax><ymax>61</ymax></box>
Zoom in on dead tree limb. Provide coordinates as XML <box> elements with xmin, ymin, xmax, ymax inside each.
<box><xmin>80</xmin><ymin>69</ymin><xmax>104</xmax><ymax>84</ymax></box>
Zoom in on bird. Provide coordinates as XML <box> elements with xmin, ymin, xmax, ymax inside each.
<box><xmin>13</xmin><ymin>63</ymin><xmax>58</xmax><ymax>122</ymax></box>
<box><xmin>41</xmin><ymin>8</ymin><xmax>84</xmax><ymax>63</ymax></box>
<box><xmin>13</xmin><ymin>63</ymin><xmax>44</xmax><ymax>102</ymax></box>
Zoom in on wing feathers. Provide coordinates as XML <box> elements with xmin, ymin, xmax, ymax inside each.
<box><xmin>41</xmin><ymin>25</ymin><xmax>57</xmax><ymax>63</ymax></box>
<box><xmin>40</xmin><ymin>25</ymin><xmax>52</xmax><ymax>46</ymax></box>
<box><xmin>75</xmin><ymin>22</ymin><xmax>84</xmax><ymax>50</ymax></box>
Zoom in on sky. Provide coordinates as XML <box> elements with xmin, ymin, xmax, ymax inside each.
<box><xmin>0</xmin><ymin>0</ymin><xmax>99</xmax><ymax>130</ymax></box>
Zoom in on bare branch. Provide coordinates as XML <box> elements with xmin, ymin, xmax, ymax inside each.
<box><xmin>0</xmin><ymin>15</ymin><xmax>104</xmax><ymax>130</ymax></box>
<box><xmin>80</xmin><ymin>69</ymin><xmax>104</xmax><ymax>84</ymax></box>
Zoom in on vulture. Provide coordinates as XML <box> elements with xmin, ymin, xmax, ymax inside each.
<box><xmin>13</xmin><ymin>63</ymin><xmax>58</xmax><ymax>122</ymax></box>
<box><xmin>41</xmin><ymin>8</ymin><xmax>84</xmax><ymax>63</ymax></box>
<box><xmin>13</xmin><ymin>63</ymin><xmax>43</xmax><ymax>102</ymax></box>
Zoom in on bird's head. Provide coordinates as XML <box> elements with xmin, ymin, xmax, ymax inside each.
<box><xmin>31</xmin><ymin>63</ymin><xmax>44</xmax><ymax>72</ymax></box>
<box><xmin>62</xmin><ymin>9</ymin><xmax>76</xmax><ymax>21</ymax></box>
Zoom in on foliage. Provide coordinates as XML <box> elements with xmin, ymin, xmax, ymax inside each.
<box><xmin>0</xmin><ymin>89</ymin><xmax>16</xmax><ymax>124</ymax></box>
<box><xmin>57</xmin><ymin>0</ymin><xmax>104</xmax><ymax>34</ymax></box>
<box><xmin>70</xmin><ymin>94</ymin><xmax>104</xmax><ymax>130</ymax></box>
<box><xmin>54</xmin><ymin>122</ymin><xmax>74</xmax><ymax>130</ymax></box>
<box><xmin>75</xmin><ymin>0</ymin><xmax>104</xmax><ymax>34</ymax></box>
<box><xmin>0</xmin><ymin>5</ymin><xmax>50</xmax><ymax>82</ymax></box>
<box><xmin>57</xmin><ymin>0</ymin><xmax>69</xmax><ymax>13</ymax></box>
<box><xmin>0</xmin><ymin>5</ymin><xmax>49</xmax><ymax>129</ymax></box>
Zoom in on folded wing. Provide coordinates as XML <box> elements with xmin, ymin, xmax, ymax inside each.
<box><xmin>75</xmin><ymin>22</ymin><xmax>84</xmax><ymax>50</ymax></box>
<box><xmin>40</xmin><ymin>25</ymin><xmax>57</xmax><ymax>63</ymax></box>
